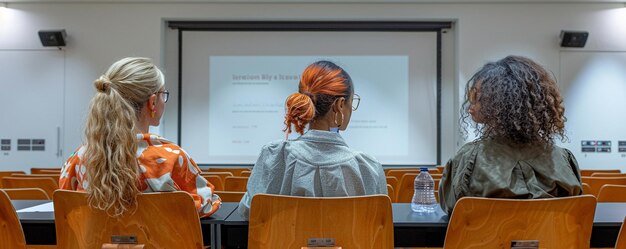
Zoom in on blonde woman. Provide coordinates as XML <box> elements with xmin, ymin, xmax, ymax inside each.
<box><xmin>60</xmin><ymin>57</ymin><xmax>220</xmax><ymax>217</ymax></box>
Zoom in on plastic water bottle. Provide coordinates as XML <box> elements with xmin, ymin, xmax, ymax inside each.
<box><xmin>411</xmin><ymin>167</ymin><xmax>437</xmax><ymax>214</ymax></box>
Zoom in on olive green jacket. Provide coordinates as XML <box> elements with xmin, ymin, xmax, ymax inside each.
<box><xmin>439</xmin><ymin>139</ymin><xmax>583</xmax><ymax>214</ymax></box>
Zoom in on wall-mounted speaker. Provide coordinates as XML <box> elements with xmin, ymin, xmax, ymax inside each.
<box><xmin>38</xmin><ymin>29</ymin><xmax>67</xmax><ymax>47</ymax></box>
<box><xmin>560</xmin><ymin>30</ymin><xmax>588</xmax><ymax>48</ymax></box>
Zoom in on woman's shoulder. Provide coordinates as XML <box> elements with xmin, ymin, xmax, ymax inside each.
<box><xmin>453</xmin><ymin>140</ymin><xmax>482</xmax><ymax>158</ymax></box>
<box><xmin>138</xmin><ymin>133</ymin><xmax>193</xmax><ymax>158</ymax></box>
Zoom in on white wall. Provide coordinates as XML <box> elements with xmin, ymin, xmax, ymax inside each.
<box><xmin>1</xmin><ymin>2</ymin><xmax>625</xmax><ymax>167</ymax></box>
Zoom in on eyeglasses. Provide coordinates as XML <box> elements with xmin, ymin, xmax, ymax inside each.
<box><xmin>157</xmin><ymin>90</ymin><xmax>170</xmax><ymax>103</ymax></box>
<box><xmin>352</xmin><ymin>93</ymin><xmax>360</xmax><ymax>111</ymax></box>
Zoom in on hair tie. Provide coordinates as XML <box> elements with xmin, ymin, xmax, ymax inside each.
<box><xmin>301</xmin><ymin>91</ymin><xmax>314</xmax><ymax>100</ymax></box>
<box><xmin>95</xmin><ymin>76</ymin><xmax>112</xmax><ymax>93</ymax></box>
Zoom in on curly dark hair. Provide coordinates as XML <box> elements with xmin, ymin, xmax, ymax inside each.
<box><xmin>461</xmin><ymin>55</ymin><xmax>567</xmax><ymax>146</ymax></box>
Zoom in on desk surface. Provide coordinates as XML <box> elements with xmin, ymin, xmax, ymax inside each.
<box><xmin>12</xmin><ymin>200</ymin><xmax>238</xmax><ymax>224</ymax></box>
<box><xmin>223</xmin><ymin>202</ymin><xmax>626</xmax><ymax>225</ymax></box>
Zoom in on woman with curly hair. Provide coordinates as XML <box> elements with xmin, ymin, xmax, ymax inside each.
<box><xmin>439</xmin><ymin>55</ymin><xmax>582</xmax><ymax>214</ymax></box>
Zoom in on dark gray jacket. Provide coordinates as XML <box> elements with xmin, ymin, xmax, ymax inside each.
<box><xmin>440</xmin><ymin>139</ymin><xmax>582</xmax><ymax>214</ymax></box>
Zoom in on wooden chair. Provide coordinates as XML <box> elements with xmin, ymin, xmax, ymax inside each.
<box><xmin>384</xmin><ymin>167</ymin><xmax>416</xmax><ymax>175</ymax></box>
<box><xmin>0</xmin><ymin>189</ymin><xmax>27</xmax><ymax>249</ymax></box>
<box><xmin>444</xmin><ymin>195</ymin><xmax>596</xmax><ymax>249</ymax></box>
<box><xmin>2</xmin><ymin>188</ymin><xmax>50</xmax><ymax>200</ymax></box>
<box><xmin>205</xmin><ymin>168</ymin><xmax>251</xmax><ymax>177</ymax></box>
<box><xmin>10</xmin><ymin>174</ymin><xmax>60</xmax><ymax>186</ymax></box>
<box><xmin>430</xmin><ymin>174</ymin><xmax>443</xmax><ymax>180</ymax></box>
<box><xmin>32</xmin><ymin>169</ymin><xmax>62</xmax><ymax>175</ymax></box>
<box><xmin>581</xmin><ymin>169</ymin><xmax>621</xmax><ymax>177</ymax></box>
<box><xmin>582</xmin><ymin>183</ymin><xmax>592</xmax><ymax>195</ymax></box>
<box><xmin>248</xmin><ymin>194</ymin><xmax>393</xmax><ymax>249</ymax></box>
<box><xmin>396</xmin><ymin>173</ymin><xmax>440</xmax><ymax>203</ymax></box>
<box><xmin>385</xmin><ymin>176</ymin><xmax>398</xmax><ymax>190</ymax></box>
<box><xmin>436</xmin><ymin>165</ymin><xmax>445</xmax><ymax>173</ymax></box>
<box><xmin>53</xmin><ymin>190</ymin><xmax>203</xmax><ymax>249</ymax></box>
<box><xmin>240</xmin><ymin>171</ymin><xmax>252</xmax><ymax>177</ymax></box>
<box><xmin>387</xmin><ymin>184</ymin><xmax>395</xmax><ymax>202</ymax></box>
<box><xmin>582</xmin><ymin>176</ymin><xmax>626</xmax><ymax>196</ymax></box>
<box><xmin>0</xmin><ymin>171</ymin><xmax>26</xmax><ymax>188</ymax></box>
<box><xmin>203</xmin><ymin>175</ymin><xmax>224</xmax><ymax>191</ymax></box>
<box><xmin>200</xmin><ymin>172</ymin><xmax>233</xmax><ymax>183</ymax></box>
<box><xmin>1</xmin><ymin>177</ymin><xmax>58</xmax><ymax>198</ymax></box>
<box><xmin>616</xmin><ymin>217</ymin><xmax>626</xmax><ymax>249</ymax></box>
<box><xmin>597</xmin><ymin>185</ymin><xmax>626</xmax><ymax>202</ymax></box>
<box><xmin>214</xmin><ymin>191</ymin><xmax>245</xmax><ymax>202</ymax></box>
<box><xmin>590</xmin><ymin>173</ymin><xmax>626</xmax><ymax>177</ymax></box>
<box><xmin>386</xmin><ymin>169</ymin><xmax>420</xmax><ymax>182</ymax></box>
<box><xmin>224</xmin><ymin>176</ymin><xmax>248</xmax><ymax>192</ymax></box>
<box><xmin>30</xmin><ymin>168</ymin><xmax>61</xmax><ymax>175</ymax></box>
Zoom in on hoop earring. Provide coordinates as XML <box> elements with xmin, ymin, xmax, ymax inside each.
<box><xmin>334</xmin><ymin>111</ymin><xmax>344</xmax><ymax>128</ymax></box>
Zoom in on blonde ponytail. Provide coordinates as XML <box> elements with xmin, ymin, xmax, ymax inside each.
<box><xmin>84</xmin><ymin>57</ymin><xmax>164</xmax><ymax>217</ymax></box>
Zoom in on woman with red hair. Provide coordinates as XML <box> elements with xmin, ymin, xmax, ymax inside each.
<box><xmin>238</xmin><ymin>61</ymin><xmax>387</xmax><ymax>219</ymax></box>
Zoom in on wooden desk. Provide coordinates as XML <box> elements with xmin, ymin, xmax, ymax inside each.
<box><xmin>12</xmin><ymin>200</ymin><xmax>239</xmax><ymax>248</ymax></box>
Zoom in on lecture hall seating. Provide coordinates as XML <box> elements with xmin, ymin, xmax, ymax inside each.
<box><xmin>1</xmin><ymin>177</ymin><xmax>58</xmax><ymax>199</ymax></box>
<box><xmin>53</xmin><ymin>190</ymin><xmax>203</xmax><ymax>248</ymax></box>
<box><xmin>444</xmin><ymin>196</ymin><xmax>596</xmax><ymax>249</ymax></box>
<box><xmin>248</xmin><ymin>194</ymin><xmax>393</xmax><ymax>249</ymax></box>
<box><xmin>0</xmin><ymin>190</ymin><xmax>27</xmax><ymax>249</ymax></box>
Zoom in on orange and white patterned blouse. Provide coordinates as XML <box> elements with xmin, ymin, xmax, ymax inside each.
<box><xmin>59</xmin><ymin>133</ymin><xmax>221</xmax><ymax>217</ymax></box>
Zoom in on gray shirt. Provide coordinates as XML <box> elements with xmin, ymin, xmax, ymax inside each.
<box><xmin>440</xmin><ymin>139</ymin><xmax>583</xmax><ymax>214</ymax></box>
<box><xmin>238</xmin><ymin>130</ymin><xmax>387</xmax><ymax>219</ymax></box>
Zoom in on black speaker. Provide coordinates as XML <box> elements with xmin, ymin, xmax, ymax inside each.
<box><xmin>560</xmin><ymin>30</ymin><xmax>588</xmax><ymax>48</ymax></box>
<box><xmin>38</xmin><ymin>29</ymin><xmax>67</xmax><ymax>47</ymax></box>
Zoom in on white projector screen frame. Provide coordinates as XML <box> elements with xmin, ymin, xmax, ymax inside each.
<box><xmin>171</xmin><ymin>21</ymin><xmax>450</xmax><ymax>166</ymax></box>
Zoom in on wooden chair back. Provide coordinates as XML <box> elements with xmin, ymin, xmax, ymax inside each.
<box><xmin>597</xmin><ymin>184</ymin><xmax>626</xmax><ymax>202</ymax></box>
<box><xmin>0</xmin><ymin>171</ymin><xmax>26</xmax><ymax>188</ymax></box>
<box><xmin>0</xmin><ymin>190</ymin><xmax>27</xmax><ymax>249</ymax></box>
<box><xmin>10</xmin><ymin>174</ymin><xmax>60</xmax><ymax>186</ymax></box>
<box><xmin>444</xmin><ymin>195</ymin><xmax>596</xmax><ymax>249</ymax></box>
<box><xmin>436</xmin><ymin>165</ymin><xmax>445</xmax><ymax>173</ymax></box>
<box><xmin>53</xmin><ymin>190</ymin><xmax>203</xmax><ymax>249</ymax></box>
<box><xmin>582</xmin><ymin>183</ymin><xmax>592</xmax><ymax>195</ymax></box>
<box><xmin>384</xmin><ymin>168</ymin><xmax>416</xmax><ymax>175</ymax></box>
<box><xmin>386</xmin><ymin>184</ymin><xmax>395</xmax><ymax>202</ymax></box>
<box><xmin>30</xmin><ymin>168</ymin><xmax>61</xmax><ymax>175</ymax></box>
<box><xmin>386</xmin><ymin>169</ymin><xmax>419</xmax><ymax>182</ymax></box>
<box><xmin>248</xmin><ymin>194</ymin><xmax>393</xmax><ymax>249</ymax></box>
<box><xmin>33</xmin><ymin>169</ymin><xmax>62</xmax><ymax>175</ymax></box>
<box><xmin>224</xmin><ymin>176</ymin><xmax>248</xmax><ymax>192</ymax></box>
<box><xmin>202</xmin><ymin>175</ymin><xmax>224</xmax><ymax>191</ymax></box>
<box><xmin>581</xmin><ymin>169</ymin><xmax>621</xmax><ymax>177</ymax></box>
<box><xmin>200</xmin><ymin>172</ymin><xmax>233</xmax><ymax>183</ymax></box>
<box><xmin>385</xmin><ymin>176</ymin><xmax>398</xmax><ymax>189</ymax></box>
<box><xmin>205</xmin><ymin>168</ymin><xmax>251</xmax><ymax>177</ymax></box>
<box><xmin>590</xmin><ymin>173</ymin><xmax>626</xmax><ymax>177</ymax></box>
<box><xmin>1</xmin><ymin>177</ymin><xmax>58</xmax><ymax>198</ymax></box>
<box><xmin>396</xmin><ymin>173</ymin><xmax>440</xmax><ymax>203</ymax></box>
<box><xmin>616</xmin><ymin>217</ymin><xmax>626</xmax><ymax>249</ymax></box>
<box><xmin>581</xmin><ymin>176</ymin><xmax>626</xmax><ymax>196</ymax></box>
<box><xmin>240</xmin><ymin>171</ymin><xmax>252</xmax><ymax>177</ymax></box>
<box><xmin>430</xmin><ymin>174</ymin><xmax>443</xmax><ymax>180</ymax></box>
<box><xmin>214</xmin><ymin>191</ymin><xmax>245</xmax><ymax>202</ymax></box>
<box><xmin>2</xmin><ymin>188</ymin><xmax>50</xmax><ymax>200</ymax></box>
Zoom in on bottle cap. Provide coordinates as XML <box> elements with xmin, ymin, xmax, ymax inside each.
<box><xmin>420</xmin><ymin>167</ymin><xmax>428</xmax><ymax>172</ymax></box>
